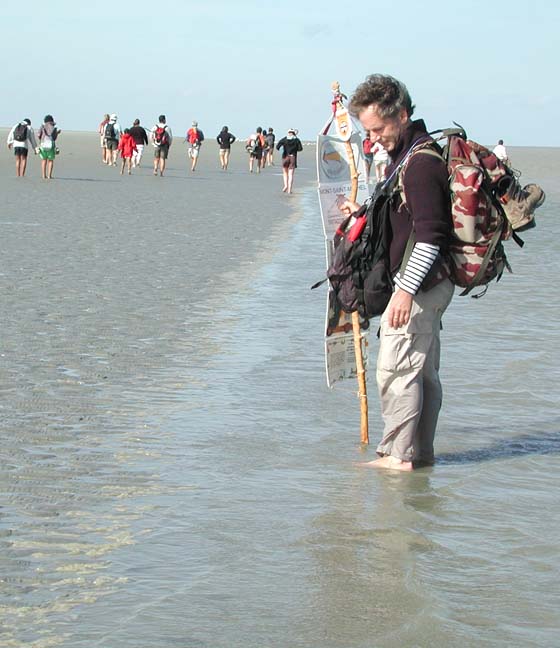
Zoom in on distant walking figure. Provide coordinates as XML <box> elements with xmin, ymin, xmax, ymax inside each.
<box><xmin>186</xmin><ymin>121</ymin><xmax>204</xmax><ymax>172</ymax></box>
<box><xmin>265</xmin><ymin>127</ymin><xmax>275</xmax><ymax>166</ymax></box>
<box><xmin>246</xmin><ymin>127</ymin><xmax>264</xmax><ymax>173</ymax></box>
<box><xmin>152</xmin><ymin>115</ymin><xmax>173</xmax><ymax>177</ymax></box>
<box><xmin>363</xmin><ymin>130</ymin><xmax>374</xmax><ymax>180</ymax></box>
<box><xmin>104</xmin><ymin>114</ymin><xmax>121</xmax><ymax>166</ymax></box>
<box><xmin>217</xmin><ymin>126</ymin><xmax>236</xmax><ymax>170</ymax></box>
<box><xmin>276</xmin><ymin>128</ymin><xmax>303</xmax><ymax>193</ymax></box>
<box><xmin>7</xmin><ymin>118</ymin><xmax>37</xmax><ymax>177</ymax></box>
<box><xmin>129</xmin><ymin>118</ymin><xmax>149</xmax><ymax>167</ymax></box>
<box><xmin>98</xmin><ymin>114</ymin><xmax>110</xmax><ymax>163</ymax></box>
<box><xmin>493</xmin><ymin>139</ymin><xmax>509</xmax><ymax>165</ymax></box>
<box><xmin>37</xmin><ymin>115</ymin><xmax>60</xmax><ymax>180</ymax></box>
<box><xmin>118</xmin><ymin>129</ymin><xmax>137</xmax><ymax>175</ymax></box>
<box><xmin>372</xmin><ymin>141</ymin><xmax>389</xmax><ymax>182</ymax></box>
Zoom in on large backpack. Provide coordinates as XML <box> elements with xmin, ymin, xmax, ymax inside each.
<box><xmin>311</xmin><ymin>156</ymin><xmax>412</xmax><ymax>325</ymax></box>
<box><xmin>249</xmin><ymin>135</ymin><xmax>262</xmax><ymax>153</ymax></box>
<box><xmin>13</xmin><ymin>122</ymin><xmax>28</xmax><ymax>142</ymax></box>
<box><xmin>400</xmin><ymin>128</ymin><xmax>545</xmax><ymax>296</ymax></box>
<box><xmin>155</xmin><ymin>125</ymin><xmax>170</xmax><ymax>146</ymax></box>
<box><xmin>314</xmin><ymin>128</ymin><xmax>545</xmax><ymax>323</ymax></box>
<box><xmin>104</xmin><ymin>122</ymin><xmax>116</xmax><ymax>140</ymax></box>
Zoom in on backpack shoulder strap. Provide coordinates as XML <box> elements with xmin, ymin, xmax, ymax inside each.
<box><xmin>395</xmin><ymin>143</ymin><xmax>447</xmax><ymax>271</ymax></box>
<box><xmin>397</xmin><ymin>144</ymin><xmax>445</xmax><ymax>209</ymax></box>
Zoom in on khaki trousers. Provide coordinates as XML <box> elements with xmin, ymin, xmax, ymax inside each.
<box><xmin>376</xmin><ymin>279</ymin><xmax>454</xmax><ymax>463</ymax></box>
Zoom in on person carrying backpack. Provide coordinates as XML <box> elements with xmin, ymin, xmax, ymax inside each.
<box><xmin>338</xmin><ymin>74</ymin><xmax>454</xmax><ymax>471</ymax></box>
<box><xmin>37</xmin><ymin>115</ymin><xmax>61</xmax><ymax>180</ymax></box>
<box><xmin>186</xmin><ymin>120</ymin><xmax>204</xmax><ymax>172</ymax></box>
<box><xmin>104</xmin><ymin>114</ymin><xmax>121</xmax><ymax>166</ymax></box>
<box><xmin>246</xmin><ymin>127</ymin><xmax>264</xmax><ymax>174</ymax></box>
<box><xmin>151</xmin><ymin>114</ymin><xmax>173</xmax><ymax>177</ymax></box>
<box><xmin>6</xmin><ymin>118</ymin><xmax>37</xmax><ymax>177</ymax></box>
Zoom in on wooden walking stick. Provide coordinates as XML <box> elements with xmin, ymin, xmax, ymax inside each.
<box><xmin>330</xmin><ymin>82</ymin><xmax>369</xmax><ymax>445</ymax></box>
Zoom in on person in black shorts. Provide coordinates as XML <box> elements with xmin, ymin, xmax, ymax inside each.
<box><xmin>246</xmin><ymin>127</ymin><xmax>264</xmax><ymax>173</ymax></box>
<box><xmin>151</xmin><ymin>115</ymin><xmax>173</xmax><ymax>177</ymax></box>
<box><xmin>276</xmin><ymin>128</ymin><xmax>303</xmax><ymax>193</ymax></box>
<box><xmin>265</xmin><ymin>127</ymin><xmax>275</xmax><ymax>166</ymax></box>
<box><xmin>7</xmin><ymin>118</ymin><xmax>37</xmax><ymax>177</ymax></box>
<box><xmin>216</xmin><ymin>126</ymin><xmax>236</xmax><ymax>170</ymax></box>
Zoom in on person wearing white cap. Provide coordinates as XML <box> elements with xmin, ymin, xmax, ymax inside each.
<box><xmin>275</xmin><ymin>128</ymin><xmax>303</xmax><ymax>193</ymax></box>
<box><xmin>104</xmin><ymin>114</ymin><xmax>122</xmax><ymax>166</ymax></box>
<box><xmin>186</xmin><ymin>120</ymin><xmax>204</xmax><ymax>172</ymax></box>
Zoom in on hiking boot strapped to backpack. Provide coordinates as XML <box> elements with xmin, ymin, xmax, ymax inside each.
<box><xmin>423</xmin><ymin>127</ymin><xmax>545</xmax><ymax>295</ymax></box>
<box><xmin>313</xmin><ymin>126</ymin><xmax>546</xmax><ymax>325</ymax></box>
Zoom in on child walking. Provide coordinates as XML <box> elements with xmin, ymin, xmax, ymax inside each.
<box><xmin>118</xmin><ymin>129</ymin><xmax>137</xmax><ymax>175</ymax></box>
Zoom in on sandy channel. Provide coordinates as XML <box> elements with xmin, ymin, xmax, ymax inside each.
<box><xmin>0</xmin><ymin>129</ymin><xmax>317</xmax><ymax>431</ymax></box>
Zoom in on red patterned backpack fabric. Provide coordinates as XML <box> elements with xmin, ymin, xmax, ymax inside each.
<box><xmin>400</xmin><ymin>128</ymin><xmax>545</xmax><ymax>296</ymax></box>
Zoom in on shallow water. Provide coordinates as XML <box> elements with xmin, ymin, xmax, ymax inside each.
<box><xmin>1</xmin><ymin>141</ymin><xmax>559</xmax><ymax>647</ymax></box>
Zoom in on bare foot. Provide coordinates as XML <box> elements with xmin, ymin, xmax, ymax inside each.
<box><xmin>359</xmin><ymin>455</ymin><xmax>414</xmax><ymax>471</ymax></box>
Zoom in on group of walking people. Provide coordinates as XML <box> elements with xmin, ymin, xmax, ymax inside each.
<box><xmin>98</xmin><ymin>114</ymin><xmax>175</xmax><ymax>176</ymax></box>
<box><xmin>245</xmin><ymin>126</ymin><xmax>303</xmax><ymax>193</ymax></box>
<box><xmin>6</xmin><ymin>110</ymin><xmax>305</xmax><ymax>192</ymax></box>
<box><xmin>97</xmin><ymin>114</ymin><xmax>305</xmax><ymax>192</ymax></box>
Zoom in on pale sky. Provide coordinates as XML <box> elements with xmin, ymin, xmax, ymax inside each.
<box><xmin>1</xmin><ymin>0</ymin><xmax>556</xmax><ymax>145</ymax></box>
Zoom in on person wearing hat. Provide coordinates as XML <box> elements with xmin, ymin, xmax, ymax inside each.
<box><xmin>186</xmin><ymin>120</ymin><xmax>204</xmax><ymax>172</ymax></box>
<box><xmin>104</xmin><ymin>114</ymin><xmax>121</xmax><ymax>166</ymax></box>
<box><xmin>7</xmin><ymin>118</ymin><xmax>37</xmax><ymax>177</ymax></box>
<box><xmin>275</xmin><ymin>128</ymin><xmax>303</xmax><ymax>193</ymax></box>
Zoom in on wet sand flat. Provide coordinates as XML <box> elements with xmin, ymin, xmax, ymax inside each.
<box><xmin>2</xmin><ymin>134</ymin><xmax>560</xmax><ymax>648</ymax></box>
<box><xmin>0</xmin><ymin>130</ymin><xmax>315</xmax><ymax>430</ymax></box>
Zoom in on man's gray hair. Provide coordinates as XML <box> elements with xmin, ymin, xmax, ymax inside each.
<box><xmin>349</xmin><ymin>74</ymin><xmax>415</xmax><ymax>119</ymax></box>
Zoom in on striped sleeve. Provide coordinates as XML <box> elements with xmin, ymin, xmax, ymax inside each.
<box><xmin>394</xmin><ymin>242</ymin><xmax>440</xmax><ymax>295</ymax></box>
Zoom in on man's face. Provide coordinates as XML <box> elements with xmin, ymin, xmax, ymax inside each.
<box><xmin>359</xmin><ymin>105</ymin><xmax>408</xmax><ymax>152</ymax></box>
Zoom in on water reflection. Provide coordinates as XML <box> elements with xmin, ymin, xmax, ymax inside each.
<box><xmin>437</xmin><ymin>426</ymin><xmax>560</xmax><ymax>464</ymax></box>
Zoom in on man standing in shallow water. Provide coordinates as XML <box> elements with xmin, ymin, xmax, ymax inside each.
<box><xmin>340</xmin><ymin>74</ymin><xmax>454</xmax><ymax>471</ymax></box>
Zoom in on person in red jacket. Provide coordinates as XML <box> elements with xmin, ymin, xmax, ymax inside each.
<box><xmin>117</xmin><ymin>129</ymin><xmax>137</xmax><ymax>175</ymax></box>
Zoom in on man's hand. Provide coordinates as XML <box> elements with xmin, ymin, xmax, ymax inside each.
<box><xmin>387</xmin><ymin>288</ymin><xmax>413</xmax><ymax>329</ymax></box>
<box><xmin>337</xmin><ymin>196</ymin><xmax>360</xmax><ymax>216</ymax></box>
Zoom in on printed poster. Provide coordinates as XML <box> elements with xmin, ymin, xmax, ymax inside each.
<box><xmin>316</xmin><ymin>130</ymin><xmax>371</xmax><ymax>387</ymax></box>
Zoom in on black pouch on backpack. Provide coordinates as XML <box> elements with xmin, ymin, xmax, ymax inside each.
<box><xmin>353</xmin><ymin>186</ymin><xmax>395</xmax><ymax>319</ymax></box>
<box><xmin>314</xmin><ymin>179</ymin><xmax>397</xmax><ymax>323</ymax></box>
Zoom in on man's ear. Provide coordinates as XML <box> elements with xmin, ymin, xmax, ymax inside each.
<box><xmin>398</xmin><ymin>108</ymin><xmax>409</xmax><ymax>125</ymax></box>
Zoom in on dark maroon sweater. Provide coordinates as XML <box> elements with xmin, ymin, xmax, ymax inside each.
<box><xmin>385</xmin><ymin>120</ymin><xmax>451</xmax><ymax>275</ymax></box>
